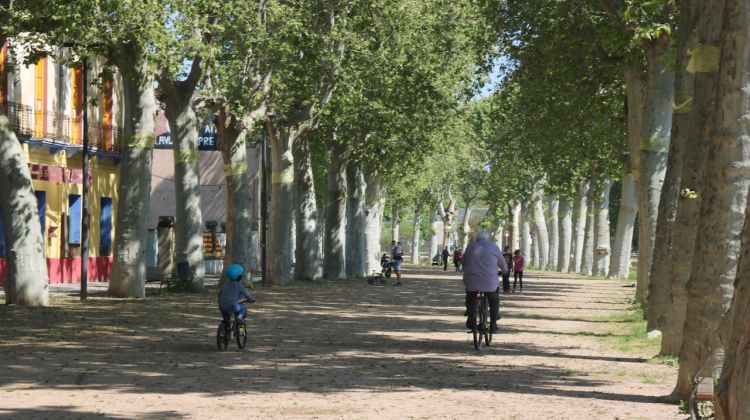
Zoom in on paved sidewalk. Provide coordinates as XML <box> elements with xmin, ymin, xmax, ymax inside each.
<box><xmin>0</xmin><ymin>275</ymin><xmax>222</xmax><ymax>299</ymax></box>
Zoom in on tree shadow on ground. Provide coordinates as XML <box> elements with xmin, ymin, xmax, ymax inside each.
<box><xmin>0</xmin><ymin>267</ymin><xmax>670</xmax><ymax>409</ymax></box>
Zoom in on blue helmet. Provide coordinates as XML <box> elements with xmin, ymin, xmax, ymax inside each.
<box><xmin>225</xmin><ymin>264</ymin><xmax>244</xmax><ymax>281</ymax></box>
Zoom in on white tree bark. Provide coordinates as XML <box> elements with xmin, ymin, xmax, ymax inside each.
<box><xmin>557</xmin><ymin>196</ymin><xmax>572</xmax><ymax>272</ymax></box>
<box><xmin>461</xmin><ymin>206</ymin><xmax>472</xmax><ymax>249</ymax></box>
<box><xmin>532</xmin><ymin>190</ymin><xmax>549</xmax><ymax>269</ymax></box>
<box><xmin>635</xmin><ymin>39</ymin><xmax>675</xmax><ymax>304</ymax></box>
<box><xmin>581</xmin><ymin>191</ymin><xmax>595</xmax><ymax>277</ymax></box>
<box><xmin>160</xmin><ymin>76</ymin><xmax>205</xmax><ymax>289</ymax></box>
<box><xmin>437</xmin><ymin>190</ymin><xmax>455</xmax><ymax>249</ymax></box>
<box><xmin>266</xmin><ymin>123</ymin><xmax>295</xmax><ymax>284</ymax></box>
<box><xmin>510</xmin><ymin>200</ymin><xmax>520</xmax><ymax>252</ymax></box>
<box><xmin>411</xmin><ymin>210</ymin><xmax>422</xmax><ymax>264</ymax></box>
<box><xmin>594</xmin><ymin>179</ymin><xmax>612</xmax><ymax>277</ymax></box>
<box><xmin>429</xmin><ymin>210</ymin><xmax>439</xmax><ymax>260</ymax></box>
<box><xmin>570</xmin><ymin>180</ymin><xmax>590</xmax><ymax>273</ymax></box>
<box><xmin>109</xmin><ymin>58</ymin><xmax>156</xmax><ymax>298</ymax></box>
<box><xmin>293</xmin><ymin>138</ymin><xmax>322</xmax><ymax>281</ymax></box>
<box><xmin>546</xmin><ymin>196</ymin><xmax>559</xmax><ymax>270</ymax></box>
<box><xmin>609</xmin><ymin>173</ymin><xmax>637</xmax><ymax>278</ymax></box>
<box><xmin>391</xmin><ymin>208</ymin><xmax>399</xmax><ymax>243</ymax></box>
<box><xmin>0</xmin><ymin>117</ymin><xmax>49</xmax><ymax>305</ymax></box>
<box><xmin>217</xmin><ymin>110</ymin><xmax>254</xmax><ymax>285</ymax></box>
<box><xmin>520</xmin><ymin>201</ymin><xmax>531</xmax><ymax>262</ymax></box>
<box><xmin>345</xmin><ymin>162</ymin><xmax>366</xmax><ymax>278</ymax></box>
<box><xmin>324</xmin><ymin>141</ymin><xmax>348</xmax><ymax>280</ymax></box>
<box><xmin>364</xmin><ymin>171</ymin><xmax>386</xmax><ymax>275</ymax></box>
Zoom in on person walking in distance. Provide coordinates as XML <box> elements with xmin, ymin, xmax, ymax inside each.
<box><xmin>502</xmin><ymin>246</ymin><xmax>513</xmax><ymax>293</ymax></box>
<box><xmin>512</xmin><ymin>249</ymin><xmax>525</xmax><ymax>292</ymax></box>
<box><xmin>463</xmin><ymin>231</ymin><xmax>508</xmax><ymax>333</ymax></box>
<box><xmin>392</xmin><ymin>240</ymin><xmax>404</xmax><ymax>286</ymax></box>
<box><xmin>441</xmin><ymin>246</ymin><xmax>450</xmax><ymax>271</ymax></box>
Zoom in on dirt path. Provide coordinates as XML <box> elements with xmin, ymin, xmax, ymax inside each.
<box><xmin>0</xmin><ymin>267</ymin><xmax>680</xmax><ymax>419</ymax></box>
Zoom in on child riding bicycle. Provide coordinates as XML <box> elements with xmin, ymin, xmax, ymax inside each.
<box><xmin>218</xmin><ymin>264</ymin><xmax>255</xmax><ymax>327</ymax></box>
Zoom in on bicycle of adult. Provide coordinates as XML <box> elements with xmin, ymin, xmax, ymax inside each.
<box><xmin>216</xmin><ymin>299</ymin><xmax>252</xmax><ymax>351</ymax></box>
<box><xmin>470</xmin><ymin>291</ymin><xmax>492</xmax><ymax>350</ymax></box>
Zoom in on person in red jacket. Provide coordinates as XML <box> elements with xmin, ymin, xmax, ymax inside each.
<box><xmin>512</xmin><ymin>249</ymin><xmax>525</xmax><ymax>293</ymax></box>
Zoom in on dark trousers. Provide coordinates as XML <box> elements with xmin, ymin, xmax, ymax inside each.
<box><xmin>442</xmin><ymin>257</ymin><xmax>448</xmax><ymax>271</ymax></box>
<box><xmin>514</xmin><ymin>271</ymin><xmax>524</xmax><ymax>290</ymax></box>
<box><xmin>465</xmin><ymin>289</ymin><xmax>500</xmax><ymax>328</ymax></box>
<box><xmin>502</xmin><ymin>271</ymin><xmax>511</xmax><ymax>292</ymax></box>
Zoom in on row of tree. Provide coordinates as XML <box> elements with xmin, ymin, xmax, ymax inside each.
<box><xmin>0</xmin><ymin>1</ymin><xmax>495</xmax><ymax>297</ymax></box>
<box><xmin>383</xmin><ymin>0</ymin><xmax>748</xmax><ymax>416</ymax></box>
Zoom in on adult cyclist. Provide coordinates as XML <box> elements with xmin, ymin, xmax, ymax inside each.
<box><xmin>462</xmin><ymin>231</ymin><xmax>508</xmax><ymax>333</ymax></box>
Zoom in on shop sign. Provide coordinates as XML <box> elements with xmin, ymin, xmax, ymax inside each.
<box><xmin>155</xmin><ymin>124</ymin><xmax>219</xmax><ymax>151</ymax></box>
<box><xmin>28</xmin><ymin>163</ymin><xmax>91</xmax><ymax>185</ymax></box>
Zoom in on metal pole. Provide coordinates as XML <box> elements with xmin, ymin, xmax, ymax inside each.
<box><xmin>80</xmin><ymin>58</ymin><xmax>90</xmax><ymax>300</ymax></box>
<box><xmin>260</xmin><ymin>128</ymin><xmax>268</xmax><ymax>286</ymax></box>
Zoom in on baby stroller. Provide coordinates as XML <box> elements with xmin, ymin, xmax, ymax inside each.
<box><xmin>367</xmin><ymin>253</ymin><xmax>393</xmax><ymax>285</ymax></box>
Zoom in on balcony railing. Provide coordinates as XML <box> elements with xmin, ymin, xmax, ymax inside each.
<box><xmin>4</xmin><ymin>101</ymin><xmax>122</xmax><ymax>154</ymax></box>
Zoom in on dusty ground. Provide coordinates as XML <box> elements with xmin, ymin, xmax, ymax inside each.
<box><xmin>0</xmin><ymin>267</ymin><xmax>681</xmax><ymax>419</ymax></box>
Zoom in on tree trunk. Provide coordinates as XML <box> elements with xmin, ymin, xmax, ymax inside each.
<box><xmin>718</xmin><ymin>172</ymin><xmax>750</xmax><ymax>417</ymax></box>
<box><xmin>532</xmin><ymin>190</ymin><xmax>549</xmax><ymax>269</ymax></box>
<box><xmin>162</xmin><ymin>85</ymin><xmax>204</xmax><ymax>289</ymax></box>
<box><xmin>571</xmin><ymin>180</ymin><xmax>590</xmax><ymax>273</ymax></box>
<box><xmin>521</xmin><ymin>201</ymin><xmax>531</xmax><ymax>263</ymax></box>
<box><xmin>673</xmin><ymin>0</ymin><xmax>750</xmax><ymax>400</ymax></box>
<box><xmin>0</xmin><ymin>117</ymin><xmax>49</xmax><ymax>305</ymax></box>
<box><xmin>647</xmin><ymin>2</ymin><xmax>699</xmax><ymax>329</ymax></box>
<box><xmin>581</xmin><ymin>191</ymin><xmax>595</xmax><ymax>277</ymax></box>
<box><xmin>661</xmin><ymin>0</ymin><xmax>725</xmax><ymax>356</ymax></box>
<box><xmin>547</xmin><ymin>197</ymin><xmax>559</xmax><ymax>270</ymax></box>
<box><xmin>345</xmin><ymin>161</ymin><xmax>366</xmax><ymax>278</ymax></box>
<box><xmin>557</xmin><ymin>196</ymin><xmax>572</xmax><ymax>272</ymax></box>
<box><xmin>438</xmin><ymin>193</ymin><xmax>456</xmax><ymax>249</ymax></box>
<box><xmin>510</xmin><ymin>201</ymin><xmax>520</xmax><ymax>251</ymax></box>
<box><xmin>364</xmin><ymin>171</ymin><xmax>386</xmax><ymax>275</ymax></box>
<box><xmin>266</xmin><ymin>123</ymin><xmax>295</xmax><ymax>284</ymax></box>
<box><xmin>391</xmin><ymin>208</ymin><xmax>399</xmax><ymax>243</ymax></box>
<box><xmin>108</xmin><ymin>60</ymin><xmax>156</xmax><ymax>298</ymax></box>
<box><xmin>429</xmin><ymin>210</ymin><xmax>439</xmax><ymax>260</ymax></box>
<box><xmin>623</xmin><ymin>66</ymin><xmax>646</xmax><ymax>280</ymax></box>
<box><xmin>293</xmin><ymin>138</ymin><xmax>322</xmax><ymax>281</ymax></box>
<box><xmin>411</xmin><ymin>210</ymin><xmax>422</xmax><ymax>264</ymax></box>
<box><xmin>609</xmin><ymin>173</ymin><xmax>638</xmax><ymax>279</ymax></box>
<box><xmin>461</xmin><ymin>205</ymin><xmax>472</xmax><ymax>248</ymax></box>
<box><xmin>217</xmin><ymin>110</ymin><xmax>253</xmax><ymax>286</ymax></box>
<box><xmin>594</xmin><ymin>179</ymin><xmax>612</xmax><ymax>277</ymax></box>
<box><xmin>324</xmin><ymin>141</ymin><xmax>348</xmax><ymax>280</ymax></box>
<box><xmin>635</xmin><ymin>39</ymin><xmax>675</xmax><ymax>305</ymax></box>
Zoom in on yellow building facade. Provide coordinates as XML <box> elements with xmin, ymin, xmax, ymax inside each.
<box><xmin>0</xmin><ymin>42</ymin><xmax>124</xmax><ymax>284</ymax></box>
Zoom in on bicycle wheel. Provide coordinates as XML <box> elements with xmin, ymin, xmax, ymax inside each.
<box><xmin>384</xmin><ymin>267</ymin><xmax>392</xmax><ymax>278</ymax></box>
<box><xmin>236</xmin><ymin>319</ymin><xmax>248</xmax><ymax>349</ymax></box>
<box><xmin>482</xmin><ymin>296</ymin><xmax>492</xmax><ymax>346</ymax></box>
<box><xmin>472</xmin><ymin>301</ymin><xmax>481</xmax><ymax>350</ymax></box>
<box><xmin>216</xmin><ymin>323</ymin><xmax>229</xmax><ymax>351</ymax></box>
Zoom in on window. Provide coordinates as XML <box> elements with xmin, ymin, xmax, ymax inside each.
<box><xmin>68</xmin><ymin>194</ymin><xmax>81</xmax><ymax>245</ymax></box>
<box><xmin>99</xmin><ymin>197</ymin><xmax>112</xmax><ymax>256</ymax></box>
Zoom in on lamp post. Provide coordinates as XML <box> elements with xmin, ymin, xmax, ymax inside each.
<box><xmin>80</xmin><ymin>57</ymin><xmax>90</xmax><ymax>300</ymax></box>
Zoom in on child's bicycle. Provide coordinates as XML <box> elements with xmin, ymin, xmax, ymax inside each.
<box><xmin>216</xmin><ymin>299</ymin><xmax>253</xmax><ymax>351</ymax></box>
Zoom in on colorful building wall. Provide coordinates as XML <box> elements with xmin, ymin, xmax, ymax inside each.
<box><xmin>0</xmin><ymin>43</ymin><xmax>124</xmax><ymax>286</ymax></box>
